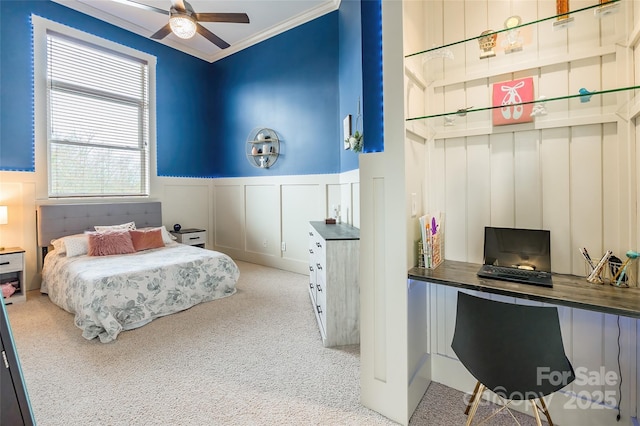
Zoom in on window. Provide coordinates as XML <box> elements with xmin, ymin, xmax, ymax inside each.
<box><xmin>35</xmin><ymin>17</ymin><xmax>154</xmax><ymax>198</ymax></box>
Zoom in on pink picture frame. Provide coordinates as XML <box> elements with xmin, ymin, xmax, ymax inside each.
<box><xmin>492</xmin><ymin>77</ymin><xmax>534</xmax><ymax>126</ymax></box>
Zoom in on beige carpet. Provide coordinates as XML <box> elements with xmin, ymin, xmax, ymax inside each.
<box><xmin>6</xmin><ymin>260</ymin><xmax>540</xmax><ymax>425</ymax></box>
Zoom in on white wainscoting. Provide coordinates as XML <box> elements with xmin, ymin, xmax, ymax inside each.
<box><xmin>158</xmin><ymin>170</ymin><xmax>360</xmax><ymax>275</ymax></box>
<box><xmin>422</xmin><ymin>283</ymin><xmax>638</xmax><ymax>426</ymax></box>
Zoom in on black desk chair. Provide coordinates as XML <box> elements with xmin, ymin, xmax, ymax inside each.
<box><xmin>451</xmin><ymin>292</ymin><xmax>575</xmax><ymax>426</ymax></box>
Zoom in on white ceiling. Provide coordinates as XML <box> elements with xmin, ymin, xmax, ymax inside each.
<box><xmin>52</xmin><ymin>0</ymin><xmax>340</xmax><ymax>63</ymax></box>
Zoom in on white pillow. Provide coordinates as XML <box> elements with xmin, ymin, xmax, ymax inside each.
<box><xmin>51</xmin><ymin>233</ymin><xmax>86</xmax><ymax>254</ymax></box>
<box><xmin>94</xmin><ymin>221</ymin><xmax>136</xmax><ymax>232</ymax></box>
<box><xmin>62</xmin><ymin>234</ymin><xmax>89</xmax><ymax>257</ymax></box>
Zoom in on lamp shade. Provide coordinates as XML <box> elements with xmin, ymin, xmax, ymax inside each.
<box><xmin>0</xmin><ymin>206</ymin><xmax>7</xmax><ymax>225</ymax></box>
<box><xmin>169</xmin><ymin>14</ymin><xmax>197</xmax><ymax>39</ymax></box>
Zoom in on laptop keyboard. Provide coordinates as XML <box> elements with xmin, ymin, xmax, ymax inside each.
<box><xmin>483</xmin><ymin>265</ymin><xmax>549</xmax><ymax>278</ymax></box>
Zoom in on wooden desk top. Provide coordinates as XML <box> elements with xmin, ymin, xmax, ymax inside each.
<box><xmin>408</xmin><ymin>260</ymin><xmax>640</xmax><ymax>319</ymax></box>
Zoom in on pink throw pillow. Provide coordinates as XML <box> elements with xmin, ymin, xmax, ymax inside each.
<box><xmin>87</xmin><ymin>230</ymin><xmax>135</xmax><ymax>256</ymax></box>
<box><xmin>129</xmin><ymin>228</ymin><xmax>165</xmax><ymax>252</ymax></box>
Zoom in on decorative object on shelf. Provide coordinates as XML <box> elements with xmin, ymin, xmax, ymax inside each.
<box><xmin>444</xmin><ymin>116</ymin><xmax>456</xmax><ymax>127</ymax></box>
<box><xmin>173</xmin><ymin>224</ymin><xmax>181</xmax><ymax>232</ymax></box>
<box><xmin>478</xmin><ymin>30</ymin><xmax>497</xmax><ymax>59</ymax></box>
<box><xmin>343</xmin><ymin>114</ymin><xmax>352</xmax><ymax>150</ymax></box>
<box><xmin>594</xmin><ymin>0</ymin><xmax>620</xmax><ymax>18</ymax></box>
<box><xmin>579</xmin><ymin>88</ymin><xmax>593</xmax><ymax>103</ymax></box>
<box><xmin>492</xmin><ymin>77</ymin><xmax>534</xmax><ymax>126</ymax></box>
<box><xmin>530</xmin><ymin>95</ymin><xmax>548</xmax><ymax>117</ymax></box>
<box><xmin>422</xmin><ymin>46</ymin><xmax>454</xmax><ymax>62</ymax></box>
<box><xmin>456</xmin><ymin>106</ymin><xmax>473</xmax><ymax>117</ymax></box>
<box><xmin>503</xmin><ymin>15</ymin><xmax>523</xmax><ymax>54</ymax></box>
<box><xmin>345</xmin><ymin>97</ymin><xmax>364</xmax><ymax>153</ymax></box>
<box><xmin>0</xmin><ymin>205</ymin><xmax>7</xmax><ymax>251</ymax></box>
<box><xmin>553</xmin><ymin>0</ymin><xmax>574</xmax><ymax>28</ymax></box>
<box><xmin>246</xmin><ymin>127</ymin><xmax>279</xmax><ymax>169</ymax></box>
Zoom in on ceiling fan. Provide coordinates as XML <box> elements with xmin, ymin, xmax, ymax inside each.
<box><xmin>113</xmin><ymin>0</ymin><xmax>250</xmax><ymax>49</ymax></box>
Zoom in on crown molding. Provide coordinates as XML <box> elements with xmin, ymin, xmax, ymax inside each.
<box><xmin>51</xmin><ymin>0</ymin><xmax>341</xmax><ymax>63</ymax></box>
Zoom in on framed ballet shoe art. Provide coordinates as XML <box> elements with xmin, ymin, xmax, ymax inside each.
<box><xmin>492</xmin><ymin>77</ymin><xmax>534</xmax><ymax>126</ymax></box>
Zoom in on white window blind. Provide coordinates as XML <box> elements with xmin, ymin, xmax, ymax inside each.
<box><xmin>46</xmin><ymin>31</ymin><xmax>149</xmax><ymax>197</ymax></box>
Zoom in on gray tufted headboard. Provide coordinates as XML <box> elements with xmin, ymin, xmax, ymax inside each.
<box><xmin>37</xmin><ymin>202</ymin><xmax>163</xmax><ymax>251</ymax></box>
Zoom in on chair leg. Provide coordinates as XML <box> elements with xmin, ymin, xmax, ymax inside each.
<box><xmin>531</xmin><ymin>400</ymin><xmax>542</xmax><ymax>426</ymax></box>
<box><xmin>465</xmin><ymin>381</ymin><xmax>481</xmax><ymax>415</ymax></box>
<box><xmin>537</xmin><ymin>397</ymin><xmax>553</xmax><ymax>425</ymax></box>
<box><xmin>466</xmin><ymin>383</ymin><xmax>485</xmax><ymax>426</ymax></box>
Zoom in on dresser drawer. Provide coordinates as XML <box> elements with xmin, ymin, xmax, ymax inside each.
<box><xmin>0</xmin><ymin>253</ymin><xmax>23</xmax><ymax>274</ymax></box>
<box><xmin>174</xmin><ymin>231</ymin><xmax>206</xmax><ymax>246</ymax></box>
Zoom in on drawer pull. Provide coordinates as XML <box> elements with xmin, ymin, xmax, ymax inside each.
<box><xmin>188</xmin><ymin>236</ymin><xmax>200</xmax><ymax>240</ymax></box>
<box><xmin>0</xmin><ymin>261</ymin><xmax>9</xmax><ymax>266</ymax></box>
<box><xmin>316</xmin><ymin>305</ymin><xmax>323</xmax><ymax>314</ymax></box>
<box><xmin>316</xmin><ymin>242</ymin><xmax>322</xmax><ymax>248</ymax></box>
<box><xmin>309</xmin><ymin>282</ymin><xmax>313</xmax><ymax>289</ymax></box>
<box><xmin>309</xmin><ymin>249</ymin><xmax>313</xmax><ymax>254</ymax></box>
<box><xmin>316</xmin><ymin>263</ymin><xmax>322</xmax><ymax>270</ymax></box>
<box><xmin>309</xmin><ymin>266</ymin><xmax>314</xmax><ymax>272</ymax></box>
<box><xmin>316</xmin><ymin>284</ymin><xmax>322</xmax><ymax>292</ymax></box>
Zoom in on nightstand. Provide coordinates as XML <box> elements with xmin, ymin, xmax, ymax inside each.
<box><xmin>0</xmin><ymin>248</ymin><xmax>26</xmax><ymax>305</ymax></box>
<box><xmin>170</xmin><ymin>228</ymin><xmax>206</xmax><ymax>248</ymax></box>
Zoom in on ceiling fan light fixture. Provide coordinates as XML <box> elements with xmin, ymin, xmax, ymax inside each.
<box><xmin>169</xmin><ymin>13</ymin><xmax>197</xmax><ymax>39</ymax></box>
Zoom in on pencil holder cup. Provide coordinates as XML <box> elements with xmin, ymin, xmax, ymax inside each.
<box><xmin>587</xmin><ymin>257</ymin><xmax>638</xmax><ymax>287</ymax></box>
<box><xmin>606</xmin><ymin>257</ymin><xmax>637</xmax><ymax>288</ymax></box>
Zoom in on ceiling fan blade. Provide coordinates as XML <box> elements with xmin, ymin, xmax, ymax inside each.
<box><xmin>196</xmin><ymin>24</ymin><xmax>230</xmax><ymax>49</ymax></box>
<box><xmin>194</xmin><ymin>13</ymin><xmax>250</xmax><ymax>24</ymax></box>
<box><xmin>151</xmin><ymin>23</ymin><xmax>173</xmax><ymax>40</ymax></box>
<box><xmin>111</xmin><ymin>0</ymin><xmax>169</xmax><ymax>15</ymax></box>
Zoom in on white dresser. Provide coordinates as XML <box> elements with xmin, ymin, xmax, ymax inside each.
<box><xmin>308</xmin><ymin>221</ymin><xmax>360</xmax><ymax>347</ymax></box>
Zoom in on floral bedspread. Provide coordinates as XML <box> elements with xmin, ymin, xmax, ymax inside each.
<box><xmin>41</xmin><ymin>243</ymin><xmax>239</xmax><ymax>343</ymax></box>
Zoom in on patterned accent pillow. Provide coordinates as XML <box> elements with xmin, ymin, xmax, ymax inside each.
<box><xmin>62</xmin><ymin>234</ymin><xmax>90</xmax><ymax>257</ymax></box>
<box><xmin>94</xmin><ymin>221</ymin><xmax>136</xmax><ymax>232</ymax></box>
<box><xmin>129</xmin><ymin>228</ymin><xmax>165</xmax><ymax>251</ymax></box>
<box><xmin>87</xmin><ymin>230</ymin><xmax>135</xmax><ymax>256</ymax></box>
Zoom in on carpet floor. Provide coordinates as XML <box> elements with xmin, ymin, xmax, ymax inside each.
<box><xmin>6</xmin><ymin>260</ymin><xmax>540</xmax><ymax>425</ymax></box>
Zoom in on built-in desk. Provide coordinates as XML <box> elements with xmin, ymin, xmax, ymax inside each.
<box><xmin>408</xmin><ymin>260</ymin><xmax>640</xmax><ymax>319</ymax></box>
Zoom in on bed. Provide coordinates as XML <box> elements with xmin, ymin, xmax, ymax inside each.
<box><xmin>37</xmin><ymin>202</ymin><xmax>239</xmax><ymax>343</ymax></box>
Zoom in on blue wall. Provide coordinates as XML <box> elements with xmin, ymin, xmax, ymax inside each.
<box><xmin>338</xmin><ymin>0</ymin><xmax>363</xmax><ymax>172</ymax></box>
<box><xmin>0</xmin><ymin>0</ymin><xmax>368</xmax><ymax>177</ymax></box>
<box><xmin>209</xmin><ymin>13</ymin><xmax>340</xmax><ymax>177</ymax></box>
<box><xmin>0</xmin><ymin>0</ymin><xmax>213</xmax><ymax>175</ymax></box>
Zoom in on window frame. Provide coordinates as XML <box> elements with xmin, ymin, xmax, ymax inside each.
<box><xmin>32</xmin><ymin>15</ymin><xmax>157</xmax><ymax>200</ymax></box>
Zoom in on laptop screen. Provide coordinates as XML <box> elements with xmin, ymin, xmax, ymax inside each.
<box><xmin>483</xmin><ymin>227</ymin><xmax>551</xmax><ymax>272</ymax></box>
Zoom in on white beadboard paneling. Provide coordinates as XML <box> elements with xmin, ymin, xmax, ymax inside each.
<box><xmin>463</xmin><ymin>0</ymin><xmax>488</xmax><ymax>77</ymax></box>
<box><xmin>444</xmin><ymin>83</ymin><xmax>467</xmax><ymax>129</ymax></box>
<box><xmin>569</xmin><ymin>0</ymin><xmax>602</xmax><ymax>54</ymax></box>
<box><xmin>282</xmin><ymin>184</ymin><xmax>322</xmax><ymax>264</ymax></box>
<box><xmin>490</xmin><ymin>132</ymin><xmax>515</xmax><ymax>227</ymax></box>
<box><xmin>245</xmin><ymin>185</ymin><xmax>280</xmax><ymax>256</ymax></box>
<box><xmin>570</xmin><ymin>125</ymin><xmax>603</xmax><ymax>276</ymax></box>
<box><xmin>569</xmin><ymin>57</ymin><xmax>602</xmax><ymax>119</ymax></box>
<box><xmin>466</xmin><ymin>135</ymin><xmax>491</xmax><ymax>264</ymax></box>
<box><xmin>327</xmin><ymin>184</ymin><xmax>341</xmax><ymax>219</ymax></box>
<box><xmin>570</xmin><ymin>309</ymin><xmax>605</xmax><ymax>396</ymax></box>
<box><xmin>538</xmin><ymin>63</ymin><xmax>569</xmax><ymax>124</ymax></box>
<box><xmin>602</xmin><ymin>123</ymin><xmax>621</xmax><ymax>254</ymax></box>
<box><xmin>541</xmin><ymin>128</ymin><xmax>572</xmax><ymax>274</ymax></box>
<box><xmin>426</xmin><ymin>139</ymin><xmax>446</xmax><ymax>216</ymax></box>
<box><xmin>465</xmin><ymin>80</ymin><xmax>490</xmax><ymax>130</ymax></box>
<box><xmin>444</xmin><ymin>138</ymin><xmax>467</xmax><ymax>261</ymax></box>
<box><xmin>214</xmin><ymin>185</ymin><xmax>244</xmax><ymax>251</ymax></box>
<box><xmin>443</xmin><ymin>0</ymin><xmax>466</xmax><ymax>82</ymax></box>
<box><xmin>514</xmin><ymin>130</ymin><xmax>542</xmax><ymax>229</ymax></box>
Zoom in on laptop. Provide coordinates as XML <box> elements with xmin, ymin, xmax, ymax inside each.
<box><xmin>477</xmin><ymin>226</ymin><xmax>553</xmax><ymax>287</ymax></box>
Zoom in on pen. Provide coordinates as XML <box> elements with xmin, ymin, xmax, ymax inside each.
<box><xmin>580</xmin><ymin>247</ymin><xmax>595</xmax><ymax>271</ymax></box>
